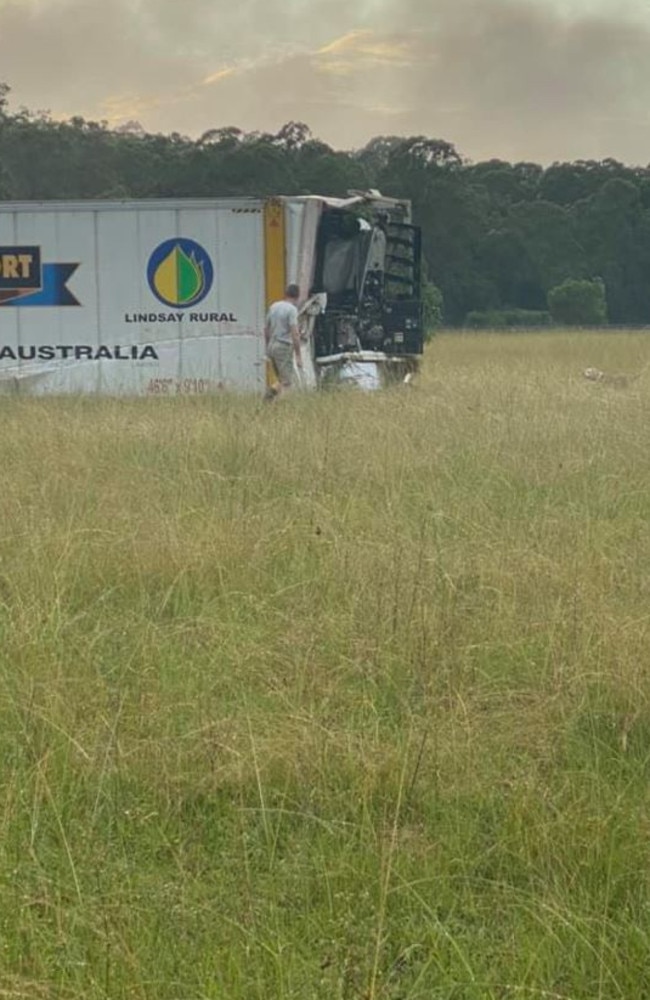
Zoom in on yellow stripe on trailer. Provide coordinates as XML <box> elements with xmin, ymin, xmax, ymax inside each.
<box><xmin>263</xmin><ymin>199</ymin><xmax>286</xmax><ymax>391</ymax></box>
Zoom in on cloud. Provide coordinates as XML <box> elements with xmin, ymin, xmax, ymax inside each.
<box><xmin>399</xmin><ymin>0</ymin><xmax>650</xmax><ymax>164</ymax></box>
<box><xmin>1</xmin><ymin>0</ymin><xmax>650</xmax><ymax>163</ymax></box>
<box><xmin>0</xmin><ymin>0</ymin><xmax>197</xmax><ymax>112</ymax></box>
<box><xmin>316</xmin><ymin>29</ymin><xmax>413</xmax><ymax>78</ymax></box>
<box><xmin>203</xmin><ymin>69</ymin><xmax>236</xmax><ymax>87</ymax></box>
<box><xmin>317</xmin><ymin>29</ymin><xmax>410</xmax><ymax>62</ymax></box>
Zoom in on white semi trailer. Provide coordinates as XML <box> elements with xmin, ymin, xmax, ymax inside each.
<box><xmin>0</xmin><ymin>192</ymin><xmax>423</xmax><ymax>395</ymax></box>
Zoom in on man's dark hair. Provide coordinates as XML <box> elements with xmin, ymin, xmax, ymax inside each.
<box><xmin>285</xmin><ymin>284</ymin><xmax>300</xmax><ymax>300</ymax></box>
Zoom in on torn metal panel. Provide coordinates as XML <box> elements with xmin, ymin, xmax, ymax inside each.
<box><xmin>316</xmin><ymin>351</ymin><xmax>419</xmax><ymax>391</ymax></box>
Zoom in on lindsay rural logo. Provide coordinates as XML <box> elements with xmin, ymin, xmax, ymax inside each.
<box><xmin>147</xmin><ymin>238</ymin><xmax>214</xmax><ymax>308</ymax></box>
<box><xmin>0</xmin><ymin>247</ymin><xmax>80</xmax><ymax>306</ymax></box>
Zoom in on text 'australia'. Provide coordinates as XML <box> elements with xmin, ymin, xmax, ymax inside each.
<box><xmin>0</xmin><ymin>345</ymin><xmax>160</xmax><ymax>362</ymax></box>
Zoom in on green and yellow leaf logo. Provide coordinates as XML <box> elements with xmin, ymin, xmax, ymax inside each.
<box><xmin>147</xmin><ymin>239</ymin><xmax>214</xmax><ymax>308</ymax></box>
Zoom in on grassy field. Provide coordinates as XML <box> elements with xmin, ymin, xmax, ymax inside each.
<box><xmin>2</xmin><ymin>331</ymin><xmax>650</xmax><ymax>999</ymax></box>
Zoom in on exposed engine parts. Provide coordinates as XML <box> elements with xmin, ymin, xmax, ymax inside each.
<box><xmin>312</xmin><ymin>203</ymin><xmax>423</xmax><ymax>361</ymax></box>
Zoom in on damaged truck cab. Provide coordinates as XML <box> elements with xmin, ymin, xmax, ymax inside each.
<box><xmin>278</xmin><ymin>191</ymin><xmax>424</xmax><ymax>390</ymax></box>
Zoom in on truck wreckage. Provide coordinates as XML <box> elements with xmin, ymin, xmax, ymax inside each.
<box><xmin>0</xmin><ymin>191</ymin><xmax>423</xmax><ymax>395</ymax></box>
<box><xmin>295</xmin><ymin>190</ymin><xmax>423</xmax><ymax>390</ymax></box>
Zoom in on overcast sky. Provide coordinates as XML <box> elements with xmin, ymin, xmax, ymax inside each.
<box><xmin>1</xmin><ymin>0</ymin><xmax>650</xmax><ymax>164</ymax></box>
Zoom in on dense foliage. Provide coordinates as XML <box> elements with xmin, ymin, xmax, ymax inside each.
<box><xmin>548</xmin><ymin>278</ymin><xmax>608</xmax><ymax>327</ymax></box>
<box><xmin>2</xmin><ymin>84</ymin><xmax>649</xmax><ymax>326</ymax></box>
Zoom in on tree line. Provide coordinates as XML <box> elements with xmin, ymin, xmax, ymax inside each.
<box><xmin>1</xmin><ymin>83</ymin><xmax>649</xmax><ymax>327</ymax></box>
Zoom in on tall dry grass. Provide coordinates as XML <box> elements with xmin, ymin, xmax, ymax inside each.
<box><xmin>1</xmin><ymin>331</ymin><xmax>650</xmax><ymax>999</ymax></box>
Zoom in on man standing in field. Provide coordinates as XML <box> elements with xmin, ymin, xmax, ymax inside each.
<box><xmin>265</xmin><ymin>284</ymin><xmax>303</xmax><ymax>397</ymax></box>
